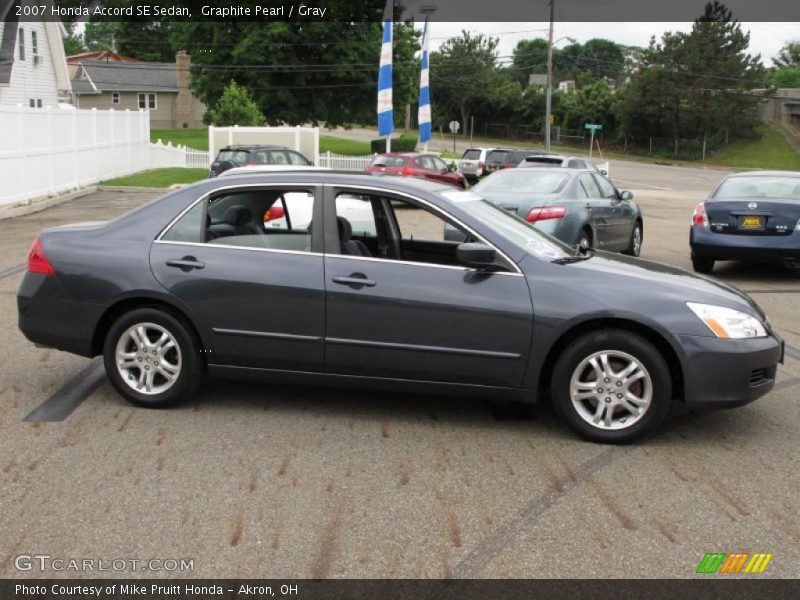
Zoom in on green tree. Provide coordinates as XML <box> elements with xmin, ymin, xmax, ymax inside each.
<box><xmin>770</xmin><ymin>68</ymin><xmax>800</xmax><ymax>88</ymax></box>
<box><xmin>774</xmin><ymin>40</ymin><xmax>800</xmax><ymax>68</ymax></box>
<box><xmin>430</xmin><ymin>32</ymin><xmax>521</xmax><ymax>136</ymax></box>
<box><xmin>62</xmin><ymin>23</ymin><xmax>85</xmax><ymax>56</ymax></box>
<box><xmin>205</xmin><ymin>81</ymin><xmax>265</xmax><ymax>126</ymax></box>
<box><xmin>617</xmin><ymin>1</ymin><xmax>764</xmax><ymax>142</ymax></box>
<box><xmin>511</xmin><ymin>38</ymin><xmax>548</xmax><ymax>87</ymax></box>
<box><xmin>170</xmin><ymin>4</ymin><xmax>419</xmax><ymax>128</ymax></box>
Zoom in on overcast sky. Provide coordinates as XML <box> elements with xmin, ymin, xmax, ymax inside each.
<box><xmin>422</xmin><ymin>22</ymin><xmax>798</xmax><ymax>65</ymax></box>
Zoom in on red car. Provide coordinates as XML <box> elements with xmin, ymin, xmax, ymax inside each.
<box><xmin>365</xmin><ymin>152</ymin><xmax>467</xmax><ymax>188</ymax></box>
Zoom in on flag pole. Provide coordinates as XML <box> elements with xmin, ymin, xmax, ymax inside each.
<box><xmin>418</xmin><ymin>5</ymin><xmax>435</xmax><ymax>153</ymax></box>
<box><xmin>377</xmin><ymin>0</ymin><xmax>394</xmax><ymax>152</ymax></box>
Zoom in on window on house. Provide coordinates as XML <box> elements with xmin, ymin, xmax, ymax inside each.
<box><xmin>112</xmin><ymin>92</ymin><xmax>120</xmax><ymax>105</ymax></box>
<box><xmin>18</xmin><ymin>28</ymin><xmax>25</xmax><ymax>61</ymax></box>
<box><xmin>31</xmin><ymin>31</ymin><xmax>38</xmax><ymax>55</ymax></box>
<box><xmin>29</xmin><ymin>99</ymin><xmax>35</xmax><ymax>108</ymax></box>
<box><xmin>138</xmin><ymin>93</ymin><xmax>157</xmax><ymax>110</ymax></box>
<box><xmin>36</xmin><ymin>99</ymin><xmax>42</xmax><ymax>108</ymax></box>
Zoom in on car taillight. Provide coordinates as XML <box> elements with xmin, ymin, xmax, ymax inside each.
<box><xmin>692</xmin><ymin>202</ymin><xmax>709</xmax><ymax>227</ymax></box>
<box><xmin>401</xmin><ymin>167</ymin><xmax>415</xmax><ymax>176</ymax></box>
<box><xmin>27</xmin><ymin>239</ymin><xmax>55</xmax><ymax>275</ymax></box>
<box><xmin>478</xmin><ymin>161</ymin><xmax>484</xmax><ymax>169</ymax></box>
<box><xmin>526</xmin><ymin>206</ymin><xmax>566</xmax><ymax>223</ymax></box>
<box><xmin>263</xmin><ymin>206</ymin><xmax>285</xmax><ymax>222</ymax></box>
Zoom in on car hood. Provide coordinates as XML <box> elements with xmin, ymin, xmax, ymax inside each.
<box><xmin>529</xmin><ymin>250</ymin><xmax>767</xmax><ymax>323</ymax></box>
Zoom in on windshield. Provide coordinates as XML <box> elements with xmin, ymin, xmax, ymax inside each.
<box><xmin>474</xmin><ymin>170</ymin><xmax>569</xmax><ymax>194</ymax></box>
<box><xmin>461</xmin><ymin>149</ymin><xmax>481</xmax><ymax>160</ymax></box>
<box><xmin>440</xmin><ymin>190</ymin><xmax>571</xmax><ymax>261</ymax></box>
<box><xmin>715</xmin><ymin>176</ymin><xmax>800</xmax><ymax>200</ymax></box>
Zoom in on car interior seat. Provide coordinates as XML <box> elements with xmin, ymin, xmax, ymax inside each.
<box><xmin>223</xmin><ymin>206</ymin><xmax>262</xmax><ymax>236</ymax></box>
<box><xmin>338</xmin><ymin>217</ymin><xmax>371</xmax><ymax>257</ymax></box>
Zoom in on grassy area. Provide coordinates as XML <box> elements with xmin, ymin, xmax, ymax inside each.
<box><xmin>151</xmin><ymin>128</ymin><xmax>208</xmax><ymax>150</ymax></box>
<box><xmin>101</xmin><ymin>168</ymin><xmax>208</xmax><ymax>188</ymax></box>
<box><xmin>152</xmin><ymin>129</ymin><xmax>373</xmax><ymax>155</ymax></box>
<box><xmin>705</xmin><ymin>125</ymin><xmax>800</xmax><ymax>171</ymax></box>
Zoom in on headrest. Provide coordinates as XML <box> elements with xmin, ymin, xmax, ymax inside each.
<box><xmin>337</xmin><ymin>217</ymin><xmax>352</xmax><ymax>242</ymax></box>
<box><xmin>223</xmin><ymin>206</ymin><xmax>252</xmax><ymax>226</ymax></box>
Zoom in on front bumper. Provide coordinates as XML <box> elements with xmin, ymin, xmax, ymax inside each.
<box><xmin>690</xmin><ymin>226</ymin><xmax>800</xmax><ymax>262</ymax></box>
<box><xmin>678</xmin><ymin>333</ymin><xmax>782</xmax><ymax>409</ymax></box>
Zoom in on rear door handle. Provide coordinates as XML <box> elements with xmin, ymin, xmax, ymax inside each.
<box><xmin>166</xmin><ymin>257</ymin><xmax>205</xmax><ymax>270</ymax></box>
<box><xmin>585</xmin><ymin>203</ymin><xmax>592</xmax><ymax>210</ymax></box>
<box><xmin>332</xmin><ymin>275</ymin><xmax>376</xmax><ymax>288</ymax></box>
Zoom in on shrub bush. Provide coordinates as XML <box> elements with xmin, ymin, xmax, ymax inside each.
<box><xmin>370</xmin><ymin>135</ymin><xmax>418</xmax><ymax>153</ymax></box>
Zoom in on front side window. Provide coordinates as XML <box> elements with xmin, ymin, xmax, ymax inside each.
<box><xmin>287</xmin><ymin>151</ymin><xmax>309</xmax><ymax>166</ymax></box>
<box><xmin>594</xmin><ymin>174</ymin><xmax>618</xmax><ymax>199</ymax></box>
<box><xmin>160</xmin><ymin>188</ymin><xmax>317</xmax><ymax>253</ymax></box>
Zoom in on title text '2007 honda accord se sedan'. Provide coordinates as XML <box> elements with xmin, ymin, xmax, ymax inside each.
<box><xmin>18</xmin><ymin>173</ymin><xmax>783</xmax><ymax>442</ymax></box>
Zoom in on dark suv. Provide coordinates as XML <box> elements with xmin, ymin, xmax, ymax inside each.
<box><xmin>519</xmin><ymin>153</ymin><xmax>604</xmax><ymax>173</ymax></box>
<box><xmin>209</xmin><ymin>145</ymin><xmax>312</xmax><ymax>177</ymax></box>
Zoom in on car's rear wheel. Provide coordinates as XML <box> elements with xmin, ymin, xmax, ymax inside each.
<box><xmin>623</xmin><ymin>221</ymin><xmax>643</xmax><ymax>256</ymax></box>
<box><xmin>103</xmin><ymin>308</ymin><xmax>202</xmax><ymax>408</ymax></box>
<box><xmin>551</xmin><ymin>329</ymin><xmax>672</xmax><ymax>443</ymax></box>
<box><xmin>691</xmin><ymin>256</ymin><xmax>715</xmax><ymax>274</ymax></box>
<box><xmin>578</xmin><ymin>229</ymin><xmax>592</xmax><ymax>252</ymax></box>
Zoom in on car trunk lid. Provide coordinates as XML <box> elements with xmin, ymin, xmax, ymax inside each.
<box><xmin>705</xmin><ymin>199</ymin><xmax>800</xmax><ymax>236</ymax></box>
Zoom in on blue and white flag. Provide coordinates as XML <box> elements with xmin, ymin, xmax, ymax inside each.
<box><xmin>417</xmin><ymin>21</ymin><xmax>431</xmax><ymax>144</ymax></box>
<box><xmin>376</xmin><ymin>0</ymin><xmax>393</xmax><ymax>137</ymax></box>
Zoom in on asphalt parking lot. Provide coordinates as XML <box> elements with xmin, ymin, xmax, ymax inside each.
<box><xmin>1</xmin><ymin>161</ymin><xmax>799</xmax><ymax>579</ymax></box>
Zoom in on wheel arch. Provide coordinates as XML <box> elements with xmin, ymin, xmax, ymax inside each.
<box><xmin>91</xmin><ymin>294</ymin><xmax>208</xmax><ymax>358</ymax></box>
<box><xmin>537</xmin><ymin>317</ymin><xmax>684</xmax><ymax>401</ymax></box>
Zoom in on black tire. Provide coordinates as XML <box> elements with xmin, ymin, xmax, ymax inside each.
<box><xmin>622</xmin><ymin>221</ymin><xmax>643</xmax><ymax>256</ymax></box>
<box><xmin>692</xmin><ymin>256</ymin><xmax>714</xmax><ymax>274</ymax></box>
<box><xmin>578</xmin><ymin>228</ymin><xmax>592</xmax><ymax>251</ymax></box>
<box><xmin>551</xmin><ymin>329</ymin><xmax>672</xmax><ymax>443</ymax></box>
<box><xmin>103</xmin><ymin>307</ymin><xmax>203</xmax><ymax>408</ymax></box>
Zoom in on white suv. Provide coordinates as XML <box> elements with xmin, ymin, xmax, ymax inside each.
<box><xmin>457</xmin><ymin>147</ymin><xmax>496</xmax><ymax>183</ymax></box>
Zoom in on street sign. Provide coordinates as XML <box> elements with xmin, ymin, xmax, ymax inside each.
<box><xmin>448</xmin><ymin>120</ymin><xmax>460</xmax><ymax>134</ymax></box>
<box><xmin>585</xmin><ymin>123</ymin><xmax>603</xmax><ymax>131</ymax></box>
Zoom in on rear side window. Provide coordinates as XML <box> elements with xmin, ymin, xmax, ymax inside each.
<box><xmin>161</xmin><ymin>202</ymin><xmax>204</xmax><ymax>243</ymax></box>
<box><xmin>486</xmin><ymin>150</ymin><xmax>508</xmax><ymax>164</ymax></box>
<box><xmin>462</xmin><ymin>149</ymin><xmax>481</xmax><ymax>160</ymax></box>
<box><xmin>217</xmin><ymin>150</ymin><xmax>249</xmax><ymax>164</ymax></box>
<box><xmin>287</xmin><ymin>151</ymin><xmax>309</xmax><ymax>165</ymax></box>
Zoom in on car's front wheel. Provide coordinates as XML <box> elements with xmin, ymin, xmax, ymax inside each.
<box><xmin>551</xmin><ymin>329</ymin><xmax>672</xmax><ymax>443</ymax></box>
<box><xmin>103</xmin><ymin>308</ymin><xmax>202</xmax><ymax>408</ymax></box>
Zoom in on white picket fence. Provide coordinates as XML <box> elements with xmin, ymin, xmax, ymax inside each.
<box><xmin>149</xmin><ymin>140</ymin><xmax>209</xmax><ymax>169</ymax></box>
<box><xmin>0</xmin><ymin>105</ymin><xmax>151</xmax><ymax>206</ymax></box>
<box><xmin>317</xmin><ymin>151</ymin><xmax>375</xmax><ymax>171</ymax></box>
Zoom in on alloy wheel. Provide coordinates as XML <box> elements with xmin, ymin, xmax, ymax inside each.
<box><xmin>115</xmin><ymin>322</ymin><xmax>182</xmax><ymax>395</ymax></box>
<box><xmin>569</xmin><ymin>350</ymin><xmax>652</xmax><ymax>430</ymax></box>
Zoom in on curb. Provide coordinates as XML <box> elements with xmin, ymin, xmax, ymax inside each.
<box><xmin>0</xmin><ymin>187</ymin><xmax>98</xmax><ymax>221</ymax></box>
<box><xmin>96</xmin><ymin>186</ymin><xmax>171</xmax><ymax>193</ymax></box>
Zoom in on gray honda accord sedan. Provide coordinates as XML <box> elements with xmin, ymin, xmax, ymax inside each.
<box><xmin>18</xmin><ymin>172</ymin><xmax>783</xmax><ymax>443</ymax></box>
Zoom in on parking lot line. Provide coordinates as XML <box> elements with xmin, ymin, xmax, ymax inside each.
<box><xmin>741</xmin><ymin>289</ymin><xmax>800</xmax><ymax>294</ymax></box>
<box><xmin>784</xmin><ymin>344</ymin><xmax>800</xmax><ymax>362</ymax></box>
<box><xmin>22</xmin><ymin>357</ymin><xmax>106</xmax><ymax>422</ymax></box>
<box><xmin>0</xmin><ymin>264</ymin><xmax>25</xmax><ymax>279</ymax></box>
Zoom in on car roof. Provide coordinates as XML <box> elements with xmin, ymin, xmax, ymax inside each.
<box><xmin>206</xmin><ymin>171</ymin><xmax>455</xmax><ymax>194</ymax></box>
<box><xmin>726</xmin><ymin>170</ymin><xmax>800</xmax><ymax>178</ymax></box>
<box><xmin>379</xmin><ymin>152</ymin><xmax>439</xmax><ymax>157</ymax></box>
<box><xmin>220</xmin><ymin>145</ymin><xmax>291</xmax><ymax>151</ymax></box>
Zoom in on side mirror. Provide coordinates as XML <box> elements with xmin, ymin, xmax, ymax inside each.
<box><xmin>620</xmin><ymin>191</ymin><xmax>633</xmax><ymax>201</ymax></box>
<box><xmin>457</xmin><ymin>242</ymin><xmax>497</xmax><ymax>270</ymax></box>
<box><xmin>600</xmin><ymin>169</ymin><xmax>608</xmax><ymax>176</ymax></box>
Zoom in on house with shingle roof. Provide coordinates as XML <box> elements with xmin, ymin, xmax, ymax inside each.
<box><xmin>71</xmin><ymin>51</ymin><xmax>205</xmax><ymax>129</ymax></box>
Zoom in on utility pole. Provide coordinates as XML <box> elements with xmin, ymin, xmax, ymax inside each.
<box><xmin>544</xmin><ymin>0</ymin><xmax>554</xmax><ymax>152</ymax></box>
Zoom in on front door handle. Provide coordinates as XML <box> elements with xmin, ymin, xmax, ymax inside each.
<box><xmin>332</xmin><ymin>275</ymin><xmax>376</xmax><ymax>288</ymax></box>
<box><xmin>166</xmin><ymin>257</ymin><xmax>205</xmax><ymax>270</ymax></box>
<box><xmin>585</xmin><ymin>203</ymin><xmax>592</xmax><ymax>210</ymax></box>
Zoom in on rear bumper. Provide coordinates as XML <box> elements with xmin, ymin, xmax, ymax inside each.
<box><xmin>690</xmin><ymin>227</ymin><xmax>800</xmax><ymax>262</ymax></box>
<box><xmin>677</xmin><ymin>333</ymin><xmax>782</xmax><ymax>409</ymax></box>
<box><xmin>17</xmin><ymin>273</ymin><xmax>103</xmax><ymax>357</ymax></box>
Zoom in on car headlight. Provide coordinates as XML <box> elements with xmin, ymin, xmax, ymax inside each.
<box><xmin>686</xmin><ymin>302</ymin><xmax>767</xmax><ymax>339</ymax></box>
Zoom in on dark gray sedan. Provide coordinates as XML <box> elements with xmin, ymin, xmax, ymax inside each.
<box><xmin>468</xmin><ymin>168</ymin><xmax>642</xmax><ymax>255</ymax></box>
<box><xmin>18</xmin><ymin>173</ymin><xmax>782</xmax><ymax>443</ymax></box>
